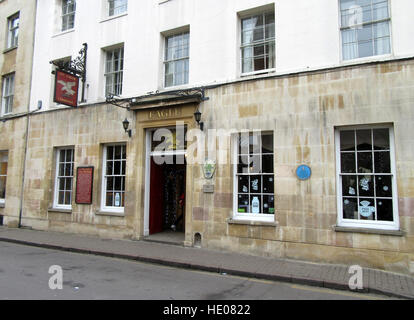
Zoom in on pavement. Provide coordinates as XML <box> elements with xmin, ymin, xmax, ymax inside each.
<box><xmin>0</xmin><ymin>226</ymin><xmax>413</xmax><ymax>299</ymax></box>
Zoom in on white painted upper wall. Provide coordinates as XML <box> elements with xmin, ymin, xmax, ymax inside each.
<box><xmin>29</xmin><ymin>0</ymin><xmax>414</xmax><ymax>111</ymax></box>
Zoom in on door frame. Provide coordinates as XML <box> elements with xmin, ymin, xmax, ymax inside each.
<box><xmin>144</xmin><ymin>128</ymin><xmax>187</xmax><ymax>237</ymax></box>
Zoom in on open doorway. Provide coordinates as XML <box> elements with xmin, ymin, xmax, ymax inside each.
<box><xmin>149</xmin><ymin>155</ymin><xmax>186</xmax><ymax>236</ymax></box>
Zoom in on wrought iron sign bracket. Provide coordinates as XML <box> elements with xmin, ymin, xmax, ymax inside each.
<box><xmin>51</xmin><ymin>43</ymin><xmax>88</xmax><ymax>103</ymax></box>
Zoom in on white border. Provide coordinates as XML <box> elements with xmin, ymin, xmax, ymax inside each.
<box><xmin>335</xmin><ymin>124</ymin><xmax>400</xmax><ymax>231</ymax></box>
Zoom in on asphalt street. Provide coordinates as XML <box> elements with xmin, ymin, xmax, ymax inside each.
<box><xmin>0</xmin><ymin>242</ymin><xmax>391</xmax><ymax>300</ymax></box>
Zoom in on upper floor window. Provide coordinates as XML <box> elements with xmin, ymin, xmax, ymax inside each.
<box><xmin>1</xmin><ymin>73</ymin><xmax>14</xmax><ymax>115</ymax></box>
<box><xmin>104</xmin><ymin>46</ymin><xmax>124</xmax><ymax>97</ymax></box>
<box><xmin>7</xmin><ymin>13</ymin><xmax>19</xmax><ymax>49</ymax></box>
<box><xmin>241</xmin><ymin>11</ymin><xmax>275</xmax><ymax>74</ymax></box>
<box><xmin>335</xmin><ymin>125</ymin><xmax>399</xmax><ymax>230</ymax></box>
<box><xmin>164</xmin><ymin>32</ymin><xmax>189</xmax><ymax>88</ymax></box>
<box><xmin>233</xmin><ymin>132</ymin><xmax>275</xmax><ymax>221</ymax></box>
<box><xmin>62</xmin><ymin>0</ymin><xmax>76</xmax><ymax>31</ymax></box>
<box><xmin>108</xmin><ymin>0</ymin><xmax>128</xmax><ymax>16</ymax></box>
<box><xmin>0</xmin><ymin>151</ymin><xmax>8</xmax><ymax>203</ymax></box>
<box><xmin>340</xmin><ymin>0</ymin><xmax>391</xmax><ymax>60</ymax></box>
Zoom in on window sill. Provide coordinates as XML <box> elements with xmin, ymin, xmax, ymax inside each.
<box><xmin>241</xmin><ymin>68</ymin><xmax>276</xmax><ymax>78</ymax></box>
<box><xmin>48</xmin><ymin>208</ymin><xmax>72</xmax><ymax>214</ymax></box>
<box><xmin>3</xmin><ymin>46</ymin><xmax>17</xmax><ymax>54</ymax></box>
<box><xmin>100</xmin><ymin>12</ymin><xmax>128</xmax><ymax>24</ymax></box>
<box><xmin>333</xmin><ymin>225</ymin><xmax>404</xmax><ymax>237</ymax></box>
<box><xmin>227</xmin><ymin>218</ymin><xmax>277</xmax><ymax>227</ymax></box>
<box><xmin>52</xmin><ymin>28</ymin><xmax>75</xmax><ymax>38</ymax></box>
<box><xmin>96</xmin><ymin>210</ymin><xmax>125</xmax><ymax>217</ymax></box>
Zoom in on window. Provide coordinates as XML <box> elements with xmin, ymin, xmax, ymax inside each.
<box><xmin>241</xmin><ymin>10</ymin><xmax>275</xmax><ymax>74</ymax></box>
<box><xmin>0</xmin><ymin>152</ymin><xmax>8</xmax><ymax>203</ymax></box>
<box><xmin>54</xmin><ymin>148</ymin><xmax>75</xmax><ymax>209</ymax></box>
<box><xmin>101</xmin><ymin>144</ymin><xmax>126</xmax><ymax>212</ymax></box>
<box><xmin>62</xmin><ymin>0</ymin><xmax>76</xmax><ymax>31</ymax></box>
<box><xmin>336</xmin><ymin>126</ymin><xmax>399</xmax><ymax>230</ymax></box>
<box><xmin>7</xmin><ymin>13</ymin><xmax>19</xmax><ymax>49</ymax></box>
<box><xmin>234</xmin><ymin>132</ymin><xmax>275</xmax><ymax>221</ymax></box>
<box><xmin>104</xmin><ymin>46</ymin><xmax>124</xmax><ymax>97</ymax></box>
<box><xmin>2</xmin><ymin>73</ymin><xmax>14</xmax><ymax>115</ymax></box>
<box><xmin>340</xmin><ymin>0</ymin><xmax>391</xmax><ymax>60</ymax></box>
<box><xmin>164</xmin><ymin>32</ymin><xmax>189</xmax><ymax>88</ymax></box>
<box><xmin>108</xmin><ymin>0</ymin><xmax>127</xmax><ymax>16</ymax></box>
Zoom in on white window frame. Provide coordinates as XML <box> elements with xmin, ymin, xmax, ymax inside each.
<box><xmin>104</xmin><ymin>46</ymin><xmax>124</xmax><ymax>97</ymax></box>
<box><xmin>61</xmin><ymin>0</ymin><xmax>76</xmax><ymax>32</ymax></box>
<box><xmin>53</xmin><ymin>147</ymin><xmax>75</xmax><ymax>210</ymax></box>
<box><xmin>240</xmin><ymin>10</ymin><xmax>275</xmax><ymax>76</ymax></box>
<box><xmin>335</xmin><ymin>124</ymin><xmax>400</xmax><ymax>231</ymax></box>
<box><xmin>164</xmin><ymin>32</ymin><xmax>190</xmax><ymax>88</ymax></box>
<box><xmin>7</xmin><ymin>13</ymin><xmax>19</xmax><ymax>49</ymax></box>
<box><xmin>101</xmin><ymin>144</ymin><xmax>127</xmax><ymax>213</ymax></box>
<box><xmin>339</xmin><ymin>0</ymin><xmax>392</xmax><ymax>61</ymax></box>
<box><xmin>2</xmin><ymin>73</ymin><xmax>14</xmax><ymax>116</ymax></box>
<box><xmin>0</xmin><ymin>151</ymin><xmax>8</xmax><ymax>204</ymax></box>
<box><xmin>232</xmin><ymin>131</ymin><xmax>275</xmax><ymax>223</ymax></box>
<box><xmin>108</xmin><ymin>0</ymin><xmax>128</xmax><ymax>17</ymax></box>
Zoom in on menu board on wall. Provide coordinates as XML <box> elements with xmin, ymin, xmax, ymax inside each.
<box><xmin>76</xmin><ymin>167</ymin><xmax>94</xmax><ymax>205</ymax></box>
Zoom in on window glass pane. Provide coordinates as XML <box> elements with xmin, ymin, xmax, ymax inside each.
<box><xmin>376</xmin><ymin>199</ymin><xmax>393</xmax><ymax>221</ymax></box>
<box><xmin>373</xmin><ymin>129</ymin><xmax>389</xmax><ymax>150</ymax></box>
<box><xmin>342</xmin><ymin>175</ymin><xmax>357</xmax><ymax>197</ymax></box>
<box><xmin>238</xmin><ymin>194</ymin><xmax>250</xmax><ymax>213</ymax></box>
<box><xmin>250</xmin><ymin>195</ymin><xmax>261</xmax><ymax>214</ymax></box>
<box><xmin>359</xmin><ymin>198</ymin><xmax>375</xmax><ymax>220</ymax></box>
<box><xmin>358</xmin><ymin>175</ymin><xmax>374</xmax><ymax>197</ymax></box>
<box><xmin>263</xmin><ymin>175</ymin><xmax>274</xmax><ymax>194</ymax></box>
<box><xmin>0</xmin><ymin>176</ymin><xmax>7</xmax><ymax>199</ymax></box>
<box><xmin>106</xmin><ymin>177</ymin><xmax>114</xmax><ymax>191</ymax></box>
<box><xmin>262</xmin><ymin>155</ymin><xmax>274</xmax><ymax>173</ymax></box>
<box><xmin>238</xmin><ymin>176</ymin><xmax>249</xmax><ymax>193</ymax></box>
<box><xmin>375</xmin><ymin>175</ymin><xmax>392</xmax><ymax>197</ymax></box>
<box><xmin>358</xmin><ymin>41</ymin><xmax>374</xmax><ymax>58</ymax></box>
<box><xmin>357</xmin><ymin>152</ymin><xmax>373</xmax><ymax>173</ymax></box>
<box><xmin>106</xmin><ymin>192</ymin><xmax>113</xmax><ymax>207</ymax></box>
<box><xmin>356</xmin><ymin>130</ymin><xmax>372</xmax><ymax>151</ymax></box>
<box><xmin>340</xmin><ymin>130</ymin><xmax>355</xmax><ymax>151</ymax></box>
<box><xmin>341</xmin><ymin>153</ymin><xmax>356</xmax><ymax>173</ymax></box>
<box><xmin>343</xmin><ymin>197</ymin><xmax>358</xmax><ymax>220</ymax></box>
<box><xmin>263</xmin><ymin>195</ymin><xmax>275</xmax><ymax>214</ymax></box>
<box><xmin>238</xmin><ymin>156</ymin><xmax>249</xmax><ymax>174</ymax></box>
<box><xmin>250</xmin><ymin>175</ymin><xmax>261</xmax><ymax>194</ymax></box>
<box><xmin>374</xmin><ymin>151</ymin><xmax>390</xmax><ymax>173</ymax></box>
<box><xmin>59</xmin><ymin>191</ymin><xmax>65</xmax><ymax>205</ymax></box>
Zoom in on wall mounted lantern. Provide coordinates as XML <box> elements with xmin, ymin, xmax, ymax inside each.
<box><xmin>122</xmin><ymin>118</ymin><xmax>132</xmax><ymax>138</ymax></box>
<box><xmin>194</xmin><ymin>110</ymin><xmax>204</xmax><ymax>131</ymax></box>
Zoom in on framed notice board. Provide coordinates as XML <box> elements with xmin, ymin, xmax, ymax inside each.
<box><xmin>76</xmin><ymin>167</ymin><xmax>94</xmax><ymax>205</ymax></box>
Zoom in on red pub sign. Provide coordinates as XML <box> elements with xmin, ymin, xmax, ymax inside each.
<box><xmin>54</xmin><ymin>70</ymin><xmax>80</xmax><ymax>107</ymax></box>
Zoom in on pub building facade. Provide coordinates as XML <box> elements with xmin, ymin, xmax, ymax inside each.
<box><xmin>1</xmin><ymin>0</ymin><xmax>413</xmax><ymax>275</ymax></box>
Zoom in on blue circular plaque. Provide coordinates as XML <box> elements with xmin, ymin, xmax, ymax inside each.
<box><xmin>296</xmin><ymin>165</ymin><xmax>312</xmax><ymax>181</ymax></box>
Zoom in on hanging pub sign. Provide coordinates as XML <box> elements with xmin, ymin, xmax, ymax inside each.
<box><xmin>54</xmin><ymin>69</ymin><xmax>80</xmax><ymax>108</ymax></box>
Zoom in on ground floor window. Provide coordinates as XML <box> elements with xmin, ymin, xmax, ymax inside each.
<box><xmin>233</xmin><ymin>131</ymin><xmax>275</xmax><ymax>221</ymax></box>
<box><xmin>335</xmin><ymin>125</ymin><xmax>399</xmax><ymax>230</ymax></box>
<box><xmin>0</xmin><ymin>151</ymin><xmax>8</xmax><ymax>203</ymax></box>
<box><xmin>101</xmin><ymin>144</ymin><xmax>126</xmax><ymax>212</ymax></box>
<box><xmin>54</xmin><ymin>148</ymin><xmax>74</xmax><ymax>209</ymax></box>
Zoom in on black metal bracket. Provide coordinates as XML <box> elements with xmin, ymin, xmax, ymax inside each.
<box><xmin>51</xmin><ymin>43</ymin><xmax>88</xmax><ymax>103</ymax></box>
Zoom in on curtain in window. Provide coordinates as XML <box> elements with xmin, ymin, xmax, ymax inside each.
<box><xmin>374</xmin><ymin>21</ymin><xmax>390</xmax><ymax>55</ymax></box>
<box><xmin>342</xmin><ymin>29</ymin><xmax>358</xmax><ymax>60</ymax></box>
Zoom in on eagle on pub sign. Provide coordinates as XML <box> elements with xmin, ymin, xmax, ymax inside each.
<box><xmin>54</xmin><ymin>70</ymin><xmax>80</xmax><ymax>108</ymax></box>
